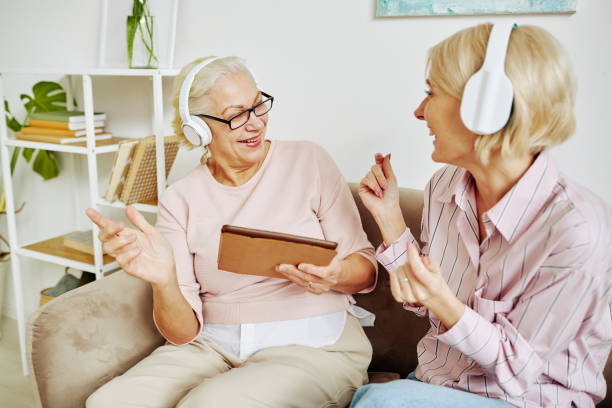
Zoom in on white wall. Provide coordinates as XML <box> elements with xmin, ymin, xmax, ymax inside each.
<box><xmin>0</xmin><ymin>0</ymin><xmax>611</xmax><ymax>319</ymax></box>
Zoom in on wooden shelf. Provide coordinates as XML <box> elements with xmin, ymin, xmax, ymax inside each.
<box><xmin>5</xmin><ymin>136</ymin><xmax>131</xmax><ymax>154</ymax></box>
<box><xmin>19</xmin><ymin>235</ymin><xmax>117</xmax><ymax>273</ymax></box>
<box><xmin>0</xmin><ymin>68</ymin><xmax>179</xmax><ymax>77</ymax></box>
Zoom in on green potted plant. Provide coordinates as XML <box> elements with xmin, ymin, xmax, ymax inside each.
<box><xmin>2</xmin><ymin>80</ymin><xmax>65</xmax><ymax>211</ymax></box>
<box><xmin>127</xmin><ymin>0</ymin><xmax>159</xmax><ymax>69</ymax></box>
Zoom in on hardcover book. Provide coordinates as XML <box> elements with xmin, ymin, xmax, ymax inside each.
<box><xmin>29</xmin><ymin>110</ymin><xmax>107</xmax><ymax>123</ymax></box>
<box><xmin>21</xmin><ymin>126</ymin><xmax>104</xmax><ymax>137</ymax></box>
<box><xmin>104</xmin><ymin>139</ymin><xmax>140</xmax><ymax>202</ymax></box>
<box><xmin>119</xmin><ymin>135</ymin><xmax>181</xmax><ymax>205</ymax></box>
<box><xmin>15</xmin><ymin>131</ymin><xmax>113</xmax><ymax>145</ymax></box>
<box><xmin>27</xmin><ymin>118</ymin><xmax>105</xmax><ymax>130</ymax></box>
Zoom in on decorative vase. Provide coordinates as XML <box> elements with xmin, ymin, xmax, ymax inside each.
<box><xmin>126</xmin><ymin>15</ymin><xmax>159</xmax><ymax>69</ymax></box>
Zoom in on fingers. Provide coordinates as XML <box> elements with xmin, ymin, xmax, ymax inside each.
<box><xmin>374</xmin><ymin>152</ymin><xmax>385</xmax><ymax>165</ymax></box>
<box><xmin>405</xmin><ymin>243</ymin><xmax>431</xmax><ymax>285</ymax></box>
<box><xmin>371</xmin><ymin>164</ymin><xmax>388</xmax><ymax>190</ymax></box>
<box><xmin>276</xmin><ymin>264</ymin><xmax>328</xmax><ymax>294</ymax></box>
<box><xmin>381</xmin><ymin>153</ymin><xmax>396</xmax><ymax>183</ymax></box>
<box><xmin>86</xmin><ymin>208</ymin><xmax>125</xmax><ymax>241</ymax></box>
<box><xmin>115</xmin><ymin>246</ymin><xmax>142</xmax><ymax>274</ymax></box>
<box><xmin>422</xmin><ymin>255</ymin><xmax>441</xmax><ymax>275</ymax></box>
<box><xmin>125</xmin><ymin>205</ymin><xmax>155</xmax><ymax>235</ymax></box>
<box><xmin>360</xmin><ymin>153</ymin><xmax>394</xmax><ymax>200</ymax></box>
<box><xmin>360</xmin><ymin>171</ymin><xmax>384</xmax><ymax>198</ymax></box>
<box><xmin>297</xmin><ymin>261</ymin><xmax>332</xmax><ymax>279</ymax></box>
<box><xmin>102</xmin><ymin>232</ymin><xmax>137</xmax><ymax>255</ymax></box>
<box><xmin>389</xmin><ymin>270</ymin><xmax>404</xmax><ymax>303</ymax></box>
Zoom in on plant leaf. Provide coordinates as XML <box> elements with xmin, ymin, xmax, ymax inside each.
<box><xmin>22</xmin><ymin>148</ymin><xmax>34</xmax><ymax>162</ymax></box>
<box><xmin>133</xmin><ymin>0</ymin><xmax>145</xmax><ymax>18</ymax></box>
<box><xmin>32</xmin><ymin>150</ymin><xmax>59</xmax><ymax>180</ymax></box>
<box><xmin>20</xmin><ymin>81</ymin><xmax>67</xmax><ymax>115</ymax></box>
<box><xmin>126</xmin><ymin>16</ymin><xmax>138</xmax><ymax>68</ymax></box>
<box><xmin>4</xmin><ymin>100</ymin><xmax>22</xmax><ymax>132</ymax></box>
<box><xmin>10</xmin><ymin>147</ymin><xmax>20</xmax><ymax>175</ymax></box>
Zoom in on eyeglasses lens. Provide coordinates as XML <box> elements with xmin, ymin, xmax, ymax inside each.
<box><xmin>229</xmin><ymin>98</ymin><xmax>273</xmax><ymax>129</ymax></box>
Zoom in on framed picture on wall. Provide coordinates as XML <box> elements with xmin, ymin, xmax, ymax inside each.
<box><xmin>376</xmin><ymin>0</ymin><xmax>577</xmax><ymax>17</ymax></box>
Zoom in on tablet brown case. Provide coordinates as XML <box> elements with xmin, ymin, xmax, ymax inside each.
<box><xmin>217</xmin><ymin>225</ymin><xmax>338</xmax><ymax>279</ymax></box>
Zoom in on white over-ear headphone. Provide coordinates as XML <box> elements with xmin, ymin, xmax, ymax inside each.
<box><xmin>460</xmin><ymin>22</ymin><xmax>516</xmax><ymax>135</ymax></box>
<box><xmin>179</xmin><ymin>57</ymin><xmax>221</xmax><ymax>147</ymax></box>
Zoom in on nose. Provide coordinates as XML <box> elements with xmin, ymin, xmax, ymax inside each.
<box><xmin>245</xmin><ymin>111</ymin><xmax>266</xmax><ymax>130</ymax></box>
<box><xmin>414</xmin><ymin>98</ymin><xmax>427</xmax><ymax>121</ymax></box>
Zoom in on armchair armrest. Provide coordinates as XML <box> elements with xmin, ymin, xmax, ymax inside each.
<box><xmin>26</xmin><ymin>270</ymin><xmax>164</xmax><ymax>408</ymax></box>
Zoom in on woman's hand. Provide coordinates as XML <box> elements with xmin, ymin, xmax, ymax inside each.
<box><xmin>359</xmin><ymin>153</ymin><xmax>406</xmax><ymax>245</ymax></box>
<box><xmin>86</xmin><ymin>206</ymin><xmax>176</xmax><ymax>287</ymax></box>
<box><xmin>390</xmin><ymin>243</ymin><xmax>465</xmax><ymax>329</ymax></box>
<box><xmin>276</xmin><ymin>256</ymin><xmax>344</xmax><ymax>295</ymax></box>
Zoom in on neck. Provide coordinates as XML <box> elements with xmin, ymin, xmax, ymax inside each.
<box><xmin>469</xmin><ymin>150</ymin><xmax>535</xmax><ymax>214</ymax></box>
<box><xmin>206</xmin><ymin>140</ymin><xmax>270</xmax><ymax>186</ymax></box>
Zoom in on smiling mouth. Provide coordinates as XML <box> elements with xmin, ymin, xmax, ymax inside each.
<box><xmin>238</xmin><ymin>135</ymin><xmax>260</xmax><ymax>144</ymax></box>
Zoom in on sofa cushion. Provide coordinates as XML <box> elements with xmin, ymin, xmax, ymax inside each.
<box><xmin>349</xmin><ymin>183</ymin><xmax>429</xmax><ymax>377</ymax></box>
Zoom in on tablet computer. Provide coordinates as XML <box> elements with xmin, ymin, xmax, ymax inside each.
<box><xmin>217</xmin><ymin>225</ymin><xmax>338</xmax><ymax>279</ymax></box>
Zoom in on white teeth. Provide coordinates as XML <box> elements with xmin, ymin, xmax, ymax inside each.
<box><xmin>240</xmin><ymin>137</ymin><xmax>258</xmax><ymax>143</ymax></box>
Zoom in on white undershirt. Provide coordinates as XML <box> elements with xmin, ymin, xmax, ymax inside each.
<box><xmin>201</xmin><ymin>306</ymin><xmax>375</xmax><ymax>361</ymax></box>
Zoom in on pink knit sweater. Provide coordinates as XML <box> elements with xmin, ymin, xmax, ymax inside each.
<box><xmin>156</xmin><ymin>140</ymin><xmax>376</xmax><ymax>327</ymax></box>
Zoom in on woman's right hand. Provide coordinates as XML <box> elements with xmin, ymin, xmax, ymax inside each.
<box><xmin>359</xmin><ymin>153</ymin><xmax>407</xmax><ymax>245</ymax></box>
<box><xmin>86</xmin><ymin>205</ymin><xmax>176</xmax><ymax>287</ymax></box>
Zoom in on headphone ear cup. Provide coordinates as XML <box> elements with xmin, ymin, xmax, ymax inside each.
<box><xmin>191</xmin><ymin>116</ymin><xmax>212</xmax><ymax>146</ymax></box>
<box><xmin>182</xmin><ymin>116</ymin><xmax>212</xmax><ymax>147</ymax></box>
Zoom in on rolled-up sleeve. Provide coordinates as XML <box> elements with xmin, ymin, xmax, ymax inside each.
<box><xmin>375</xmin><ymin>228</ymin><xmax>427</xmax><ymax>316</ymax></box>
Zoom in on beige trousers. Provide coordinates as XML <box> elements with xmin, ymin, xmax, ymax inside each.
<box><xmin>86</xmin><ymin>314</ymin><xmax>372</xmax><ymax>408</ymax></box>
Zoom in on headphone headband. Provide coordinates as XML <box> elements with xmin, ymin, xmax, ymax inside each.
<box><xmin>178</xmin><ymin>57</ymin><xmax>221</xmax><ymax>147</ymax></box>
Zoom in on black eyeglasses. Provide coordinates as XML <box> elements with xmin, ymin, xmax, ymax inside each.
<box><xmin>195</xmin><ymin>91</ymin><xmax>274</xmax><ymax>130</ymax></box>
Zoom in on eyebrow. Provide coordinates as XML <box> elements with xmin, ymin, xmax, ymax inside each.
<box><xmin>425</xmin><ymin>79</ymin><xmax>431</xmax><ymax>86</ymax></box>
<box><xmin>221</xmin><ymin>91</ymin><xmax>262</xmax><ymax>115</ymax></box>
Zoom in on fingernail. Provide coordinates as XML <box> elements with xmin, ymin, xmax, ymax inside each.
<box><xmin>297</xmin><ymin>264</ymin><xmax>305</xmax><ymax>271</ymax></box>
<box><xmin>278</xmin><ymin>265</ymin><xmax>287</xmax><ymax>272</ymax></box>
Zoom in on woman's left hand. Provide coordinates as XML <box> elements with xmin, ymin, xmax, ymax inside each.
<box><xmin>390</xmin><ymin>243</ymin><xmax>445</xmax><ymax>305</ymax></box>
<box><xmin>276</xmin><ymin>256</ymin><xmax>344</xmax><ymax>295</ymax></box>
<box><xmin>391</xmin><ymin>243</ymin><xmax>465</xmax><ymax>329</ymax></box>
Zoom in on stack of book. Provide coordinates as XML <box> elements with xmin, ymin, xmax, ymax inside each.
<box><xmin>15</xmin><ymin>111</ymin><xmax>112</xmax><ymax>144</ymax></box>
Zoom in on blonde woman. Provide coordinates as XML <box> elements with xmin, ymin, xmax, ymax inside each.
<box><xmin>354</xmin><ymin>24</ymin><xmax>611</xmax><ymax>407</ymax></box>
<box><xmin>85</xmin><ymin>56</ymin><xmax>376</xmax><ymax>407</ymax></box>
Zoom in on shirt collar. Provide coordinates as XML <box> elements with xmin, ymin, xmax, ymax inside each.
<box><xmin>484</xmin><ymin>150</ymin><xmax>560</xmax><ymax>243</ymax></box>
<box><xmin>436</xmin><ymin>165</ymin><xmax>473</xmax><ymax>210</ymax></box>
<box><xmin>435</xmin><ymin>151</ymin><xmax>560</xmax><ymax>244</ymax></box>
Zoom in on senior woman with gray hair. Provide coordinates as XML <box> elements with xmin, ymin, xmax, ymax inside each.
<box><xmin>84</xmin><ymin>56</ymin><xmax>376</xmax><ymax>407</ymax></box>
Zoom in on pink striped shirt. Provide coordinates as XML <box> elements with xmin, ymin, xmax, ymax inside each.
<box><xmin>377</xmin><ymin>151</ymin><xmax>612</xmax><ymax>407</ymax></box>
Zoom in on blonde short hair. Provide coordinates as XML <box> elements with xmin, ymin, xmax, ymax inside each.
<box><xmin>427</xmin><ymin>23</ymin><xmax>577</xmax><ymax>163</ymax></box>
<box><xmin>171</xmin><ymin>56</ymin><xmax>254</xmax><ymax>152</ymax></box>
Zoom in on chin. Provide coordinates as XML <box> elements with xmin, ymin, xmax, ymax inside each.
<box><xmin>431</xmin><ymin>150</ymin><xmax>442</xmax><ymax>163</ymax></box>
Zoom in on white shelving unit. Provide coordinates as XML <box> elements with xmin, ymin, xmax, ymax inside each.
<box><xmin>0</xmin><ymin>67</ymin><xmax>178</xmax><ymax>375</ymax></box>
